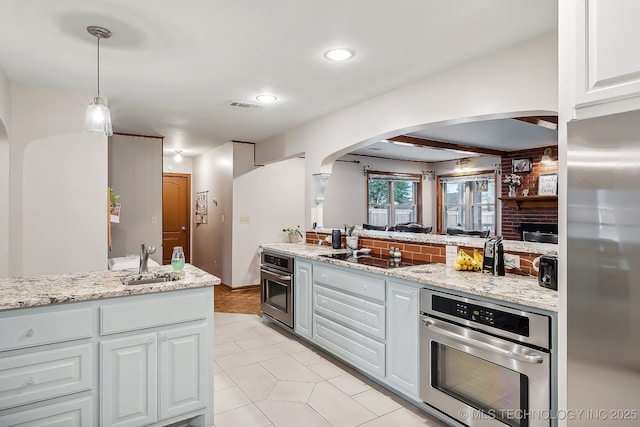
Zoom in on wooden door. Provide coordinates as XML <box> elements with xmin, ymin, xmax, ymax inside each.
<box><xmin>162</xmin><ymin>174</ymin><xmax>191</xmax><ymax>264</ymax></box>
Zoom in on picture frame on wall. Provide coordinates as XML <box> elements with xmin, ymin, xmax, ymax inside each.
<box><xmin>538</xmin><ymin>173</ymin><xmax>558</xmax><ymax>195</ymax></box>
<box><xmin>512</xmin><ymin>158</ymin><xmax>532</xmax><ymax>173</ymax></box>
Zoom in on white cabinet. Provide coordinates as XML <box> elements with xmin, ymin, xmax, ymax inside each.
<box><xmin>159</xmin><ymin>324</ymin><xmax>207</xmax><ymax>420</ymax></box>
<box><xmin>311</xmin><ymin>265</ymin><xmax>387</xmax><ymax>379</ymax></box>
<box><xmin>574</xmin><ymin>0</ymin><xmax>640</xmax><ymax>117</ymax></box>
<box><xmin>294</xmin><ymin>260</ymin><xmax>313</xmax><ymax>339</ymax></box>
<box><xmin>385</xmin><ymin>282</ymin><xmax>419</xmax><ymax>399</ymax></box>
<box><xmin>101</xmin><ymin>324</ymin><xmax>207</xmax><ymax>426</ymax></box>
<box><xmin>313</xmin><ymin>314</ymin><xmax>385</xmax><ymax>378</ymax></box>
<box><xmin>0</xmin><ymin>397</ymin><xmax>93</xmax><ymax>427</ymax></box>
<box><xmin>0</xmin><ymin>306</ymin><xmax>94</xmax><ymax>427</ymax></box>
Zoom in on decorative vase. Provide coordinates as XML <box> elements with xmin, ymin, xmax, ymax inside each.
<box><xmin>288</xmin><ymin>233</ymin><xmax>301</xmax><ymax>243</ymax></box>
<box><xmin>509</xmin><ymin>186</ymin><xmax>517</xmax><ymax>197</ymax></box>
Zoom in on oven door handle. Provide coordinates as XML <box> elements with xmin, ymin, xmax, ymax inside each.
<box><xmin>260</xmin><ymin>268</ymin><xmax>292</xmax><ymax>282</ymax></box>
<box><xmin>422</xmin><ymin>317</ymin><xmax>544</xmax><ymax>364</ymax></box>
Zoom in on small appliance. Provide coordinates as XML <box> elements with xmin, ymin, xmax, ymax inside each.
<box><xmin>482</xmin><ymin>235</ymin><xmax>505</xmax><ymax>276</ymax></box>
<box><xmin>331</xmin><ymin>229</ymin><xmax>342</xmax><ymax>249</ymax></box>
<box><xmin>538</xmin><ymin>254</ymin><xmax>558</xmax><ymax>290</ymax></box>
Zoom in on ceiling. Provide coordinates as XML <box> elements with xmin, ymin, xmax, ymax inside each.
<box><xmin>351</xmin><ymin>117</ymin><xmax>559</xmax><ymax>162</ymax></box>
<box><xmin>0</xmin><ymin>0</ymin><xmax>557</xmax><ymax>157</ymax></box>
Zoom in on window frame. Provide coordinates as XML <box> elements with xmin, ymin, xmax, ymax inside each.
<box><xmin>436</xmin><ymin>170</ymin><xmax>497</xmax><ymax>234</ymax></box>
<box><xmin>366</xmin><ymin>171</ymin><xmax>423</xmax><ymax>227</ymax></box>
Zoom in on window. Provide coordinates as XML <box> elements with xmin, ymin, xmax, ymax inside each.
<box><xmin>367</xmin><ymin>172</ymin><xmax>422</xmax><ymax>227</ymax></box>
<box><xmin>438</xmin><ymin>172</ymin><xmax>496</xmax><ymax>233</ymax></box>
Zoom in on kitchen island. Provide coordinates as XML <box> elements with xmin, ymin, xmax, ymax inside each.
<box><xmin>261</xmin><ymin>242</ymin><xmax>558</xmax><ymax>427</ymax></box>
<box><xmin>0</xmin><ymin>264</ymin><xmax>219</xmax><ymax>427</ymax></box>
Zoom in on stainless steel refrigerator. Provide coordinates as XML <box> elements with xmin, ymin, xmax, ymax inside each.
<box><xmin>568</xmin><ymin>110</ymin><xmax>640</xmax><ymax>426</ymax></box>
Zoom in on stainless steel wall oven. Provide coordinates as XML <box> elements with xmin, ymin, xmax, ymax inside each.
<box><xmin>260</xmin><ymin>251</ymin><xmax>294</xmax><ymax>329</ymax></box>
<box><xmin>420</xmin><ymin>289</ymin><xmax>551</xmax><ymax>427</ymax></box>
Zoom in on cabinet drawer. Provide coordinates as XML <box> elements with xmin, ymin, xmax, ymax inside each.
<box><xmin>313</xmin><ymin>314</ymin><xmax>385</xmax><ymax>378</ymax></box>
<box><xmin>313</xmin><ymin>285</ymin><xmax>385</xmax><ymax>340</ymax></box>
<box><xmin>313</xmin><ymin>265</ymin><xmax>385</xmax><ymax>302</ymax></box>
<box><xmin>100</xmin><ymin>291</ymin><xmax>208</xmax><ymax>335</ymax></box>
<box><xmin>0</xmin><ymin>396</ymin><xmax>93</xmax><ymax>426</ymax></box>
<box><xmin>0</xmin><ymin>344</ymin><xmax>92</xmax><ymax>410</ymax></box>
<box><xmin>0</xmin><ymin>308</ymin><xmax>92</xmax><ymax>351</ymax></box>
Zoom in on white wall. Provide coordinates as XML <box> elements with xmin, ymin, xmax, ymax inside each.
<box><xmin>10</xmin><ymin>83</ymin><xmax>107</xmax><ymax>276</ymax></box>
<box><xmin>254</xmin><ymin>33</ymin><xmax>558</xmax><ymax>229</ymax></box>
<box><xmin>192</xmin><ymin>142</ymin><xmax>233</xmax><ymax>283</ymax></box>
<box><xmin>232</xmin><ymin>143</ymin><xmax>305</xmax><ymax>287</ymax></box>
<box><xmin>0</xmin><ymin>127</ymin><xmax>8</xmax><ymax>278</ymax></box>
<box><xmin>163</xmin><ymin>155</ymin><xmax>193</xmax><ymax>174</ymax></box>
<box><xmin>109</xmin><ymin>134</ymin><xmax>163</xmax><ymax>264</ymax></box>
<box><xmin>0</xmin><ymin>67</ymin><xmax>11</xmax><ymax>278</ymax></box>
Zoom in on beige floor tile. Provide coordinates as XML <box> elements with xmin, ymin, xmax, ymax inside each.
<box><xmin>352</xmin><ymin>387</ymin><xmax>406</xmax><ymax>416</ymax></box>
<box><xmin>290</xmin><ymin>348</ymin><xmax>327</xmax><ymax>366</ymax></box>
<box><xmin>236</xmin><ymin>332</ymin><xmax>290</xmax><ymax>351</ymax></box>
<box><xmin>308</xmin><ymin>381</ymin><xmax>376</xmax><ymax>427</ymax></box>
<box><xmin>214</xmin><ymin>386</ymin><xmax>252</xmax><ymax>414</ymax></box>
<box><xmin>266</xmin><ymin>380</ymin><xmax>315</xmax><ymax>403</ymax></box>
<box><xmin>213</xmin><ymin>372</ymin><xmax>236</xmax><ymax>391</ymax></box>
<box><xmin>213</xmin><ymin>403</ymin><xmax>273</xmax><ymax>427</ymax></box>
<box><xmin>307</xmin><ymin>360</ymin><xmax>348</xmax><ymax>379</ymax></box>
<box><xmin>256</xmin><ymin>400</ymin><xmax>332</xmax><ymax>427</ymax></box>
<box><xmin>275</xmin><ymin>339</ymin><xmax>309</xmax><ymax>354</ymax></box>
<box><xmin>215</xmin><ymin>341</ymin><xmax>244</xmax><ymax>358</ymax></box>
<box><xmin>328</xmin><ymin>373</ymin><xmax>373</xmax><ymax>396</ymax></box>
<box><xmin>260</xmin><ymin>355</ymin><xmax>324</xmax><ymax>382</ymax></box>
<box><xmin>225</xmin><ymin>363</ymin><xmax>278</xmax><ymax>402</ymax></box>
<box><xmin>358</xmin><ymin>406</ymin><xmax>448</xmax><ymax>427</ymax></box>
<box><xmin>216</xmin><ymin>344</ymin><xmax>286</xmax><ymax>370</ymax></box>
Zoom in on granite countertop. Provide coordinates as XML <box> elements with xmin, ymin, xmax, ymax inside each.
<box><xmin>311</xmin><ymin>227</ymin><xmax>558</xmax><ymax>255</ymax></box>
<box><xmin>0</xmin><ymin>264</ymin><xmax>220</xmax><ymax>311</ymax></box>
<box><xmin>261</xmin><ymin>242</ymin><xmax>558</xmax><ymax>312</ymax></box>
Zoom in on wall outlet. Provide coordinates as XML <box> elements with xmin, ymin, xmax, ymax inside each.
<box><xmin>504</xmin><ymin>253</ymin><xmax>520</xmax><ymax>269</ymax></box>
<box><xmin>213</xmin><ymin>260</ymin><xmax>217</xmax><ymax>268</ymax></box>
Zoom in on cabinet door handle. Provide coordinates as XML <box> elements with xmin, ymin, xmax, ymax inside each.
<box><xmin>25</xmin><ymin>328</ymin><xmax>34</xmax><ymax>337</ymax></box>
<box><xmin>147</xmin><ymin>338</ymin><xmax>154</xmax><ymax>346</ymax></box>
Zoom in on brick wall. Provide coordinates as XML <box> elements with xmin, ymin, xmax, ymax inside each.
<box><xmin>306</xmin><ymin>232</ymin><xmax>543</xmax><ymax>276</ymax></box>
<box><xmin>501</xmin><ymin>146</ymin><xmax>558</xmax><ymax>240</ymax></box>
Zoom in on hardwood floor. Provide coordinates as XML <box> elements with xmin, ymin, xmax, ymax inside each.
<box><xmin>214</xmin><ymin>284</ymin><xmax>261</xmax><ymax>315</ymax></box>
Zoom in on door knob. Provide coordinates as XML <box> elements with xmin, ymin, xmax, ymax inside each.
<box><xmin>181</xmin><ymin>226</ymin><xmax>186</xmax><ymax>232</ymax></box>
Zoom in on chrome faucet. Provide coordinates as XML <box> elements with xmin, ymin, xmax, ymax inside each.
<box><xmin>139</xmin><ymin>243</ymin><xmax>156</xmax><ymax>274</ymax></box>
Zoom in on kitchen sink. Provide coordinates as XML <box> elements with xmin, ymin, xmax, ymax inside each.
<box><xmin>121</xmin><ymin>272</ymin><xmax>181</xmax><ymax>286</ymax></box>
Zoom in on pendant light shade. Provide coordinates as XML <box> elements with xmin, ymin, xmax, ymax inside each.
<box><xmin>84</xmin><ymin>96</ymin><xmax>113</xmax><ymax>135</ymax></box>
<box><xmin>84</xmin><ymin>26</ymin><xmax>113</xmax><ymax>136</ymax></box>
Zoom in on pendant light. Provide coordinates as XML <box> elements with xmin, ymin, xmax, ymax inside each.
<box><xmin>83</xmin><ymin>26</ymin><xmax>113</xmax><ymax>136</ymax></box>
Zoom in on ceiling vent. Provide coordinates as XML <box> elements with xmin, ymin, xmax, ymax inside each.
<box><xmin>229</xmin><ymin>101</ymin><xmax>263</xmax><ymax>110</ymax></box>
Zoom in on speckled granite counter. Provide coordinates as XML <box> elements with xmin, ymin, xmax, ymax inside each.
<box><xmin>312</xmin><ymin>227</ymin><xmax>558</xmax><ymax>255</ymax></box>
<box><xmin>0</xmin><ymin>264</ymin><xmax>220</xmax><ymax>311</ymax></box>
<box><xmin>261</xmin><ymin>243</ymin><xmax>557</xmax><ymax>312</ymax></box>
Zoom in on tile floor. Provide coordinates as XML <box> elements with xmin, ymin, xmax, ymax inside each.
<box><xmin>213</xmin><ymin>312</ymin><xmax>449</xmax><ymax>427</ymax></box>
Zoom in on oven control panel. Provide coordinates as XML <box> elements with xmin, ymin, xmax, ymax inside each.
<box><xmin>433</xmin><ymin>295</ymin><xmax>529</xmax><ymax>337</ymax></box>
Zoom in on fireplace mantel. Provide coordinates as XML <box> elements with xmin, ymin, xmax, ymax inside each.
<box><xmin>499</xmin><ymin>195</ymin><xmax>558</xmax><ymax>210</ymax></box>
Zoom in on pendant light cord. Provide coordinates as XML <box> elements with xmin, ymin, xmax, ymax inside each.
<box><xmin>96</xmin><ymin>36</ymin><xmax>100</xmax><ymax>97</ymax></box>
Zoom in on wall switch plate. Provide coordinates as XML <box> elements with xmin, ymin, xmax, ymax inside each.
<box><xmin>239</xmin><ymin>216</ymin><xmax>250</xmax><ymax>224</ymax></box>
<box><xmin>504</xmin><ymin>253</ymin><xmax>520</xmax><ymax>269</ymax></box>
<box><xmin>446</xmin><ymin>245</ymin><xmax>457</xmax><ymax>266</ymax></box>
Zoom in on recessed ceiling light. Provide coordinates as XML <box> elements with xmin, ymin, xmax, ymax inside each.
<box><xmin>324</xmin><ymin>48</ymin><xmax>354</xmax><ymax>61</ymax></box>
<box><xmin>256</xmin><ymin>94</ymin><xmax>277</xmax><ymax>103</ymax></box>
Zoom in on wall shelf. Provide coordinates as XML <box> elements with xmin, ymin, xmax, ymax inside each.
<box><xmin>499</xmin><ymin>195</ymin><xmax>558</xmax><ymax>210</ymax></box>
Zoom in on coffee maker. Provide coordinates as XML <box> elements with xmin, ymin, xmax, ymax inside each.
<box><xmin>483</xmin><ymin>235</ymin><xmax>505</xmax><ymax>276</ymax></box>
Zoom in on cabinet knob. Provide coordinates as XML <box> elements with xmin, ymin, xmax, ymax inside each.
<box><xmin>161</xmin><ymin>335</ymin><xmax>168</xmax><ymax>342</ymax></box>
<box><xmin>25</xmin><ymin>329</ymin><xmax>34</xmax><ymax>338</ymax></box>
<box><xmin>26</xmin><ymin>377</ymin><xmax>36</xmax><ymax>385</ymax></box>
<box><xmin>147</xmin><ymin>338</ymin><xmax>154</xmax><ymax>345</ymax></box>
